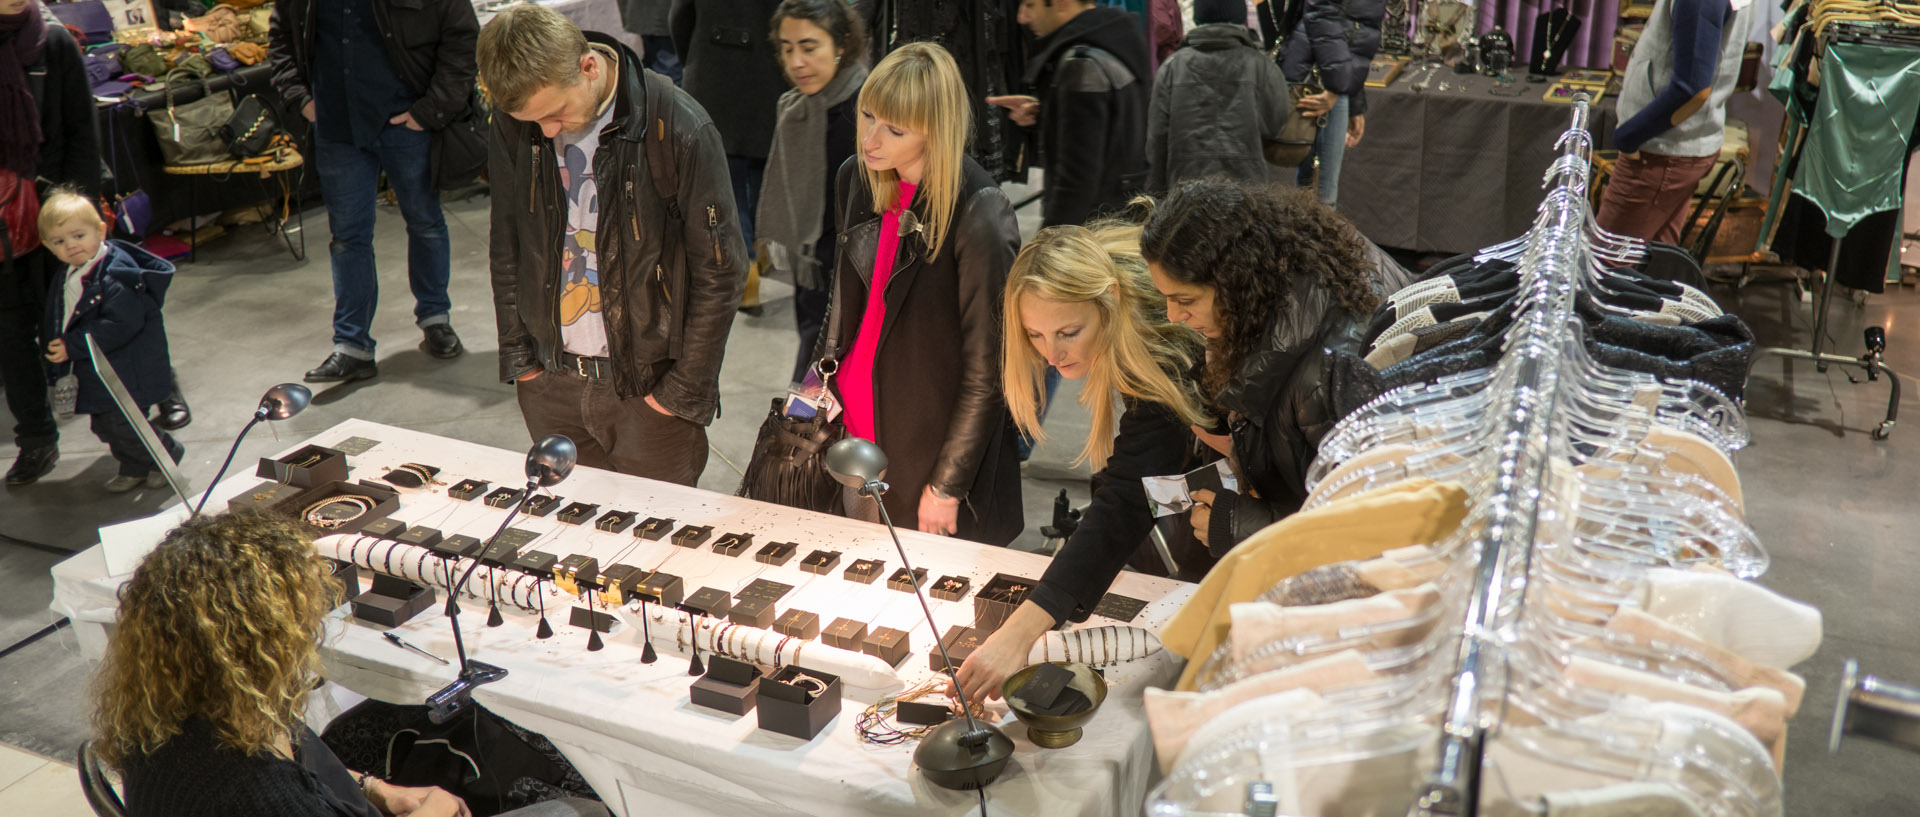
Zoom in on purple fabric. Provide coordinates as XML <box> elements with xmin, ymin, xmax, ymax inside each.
<box><xmin>47</xmin><ymin>0</ymin><xmax>109</xmax><ymax>44</ymax></box>
<box><xmin>1477</xmin><ymin>0</ymin><xmax>1620</xmax><ymax>71</ymax></box>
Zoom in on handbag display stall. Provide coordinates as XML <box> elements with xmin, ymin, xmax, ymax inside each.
<box><xmin>149</xmin><ymin>73</ymin><xmax>235</xmax><ymax>165</ymax></box>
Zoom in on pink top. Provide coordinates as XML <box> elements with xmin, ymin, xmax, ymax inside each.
<box><xmin>839</xmin><ymin>181</ymin><xmax>916</xmax><ymax>442</ymax></box>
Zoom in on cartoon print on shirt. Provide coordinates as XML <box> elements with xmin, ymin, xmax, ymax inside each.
<box><xmin>560</xmin><ymin>141</ymin><xmax>602</xmax><ymax>326</ymax></box>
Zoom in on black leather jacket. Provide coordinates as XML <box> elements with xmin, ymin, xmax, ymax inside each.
<box><xmin>488</xmin><ymin>35</ymin><xmax>748</xmax><ymax>426</ymax></box>
<box><xmin>267</xmin><ymin>0</ymin><xmax>478</xmax><ymax>131</ymax></box>
<box><xmin>1280</xmin><ymin>0</ymin><xmax>1386</xmax><ymax>115</ymax></box>
<box><xmin>1208</xmin><ymin>242</ymin><xmax>1413</xmax><ymax>548</ymax></box>
<box><xmin>826</xmin><ymin>156</ymin><xmax>1024</xmax><ymax>545</ymax></box>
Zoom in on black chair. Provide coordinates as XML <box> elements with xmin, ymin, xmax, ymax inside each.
<box><xmin>76</xmin><ymin>740</ymin><xmax>127</xmax><ymax>817</ymax></box>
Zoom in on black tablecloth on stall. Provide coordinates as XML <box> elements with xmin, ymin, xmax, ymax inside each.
<box><xmin>95</xmin><ymin>64</ymin><xmax>320</xmax><ymax>233</ymax></box>
<box><xmin>1338</xmin><ymin>71</ymin><xmax>1619</xmax><ymax>255</ymax></box>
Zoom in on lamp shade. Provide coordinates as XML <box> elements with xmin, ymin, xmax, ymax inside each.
<box><xmin>257</xmin><ymin>383</ymin><xmax>312</xmax><ymax>421</ymax></box>
<box><xmin>824</xmin><ymin>437</ymin><xmax>888</xmax><ymax>488</ymax></box>
<box><xmin>526</xmin><ymin>434</ymin><xmax>578</xmax><ymax>487</ymax></box>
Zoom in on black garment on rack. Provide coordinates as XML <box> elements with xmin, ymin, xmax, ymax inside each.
<box><xmin>865</xmin><ymin>0</ymin><xmax>1031</xmax><ymax>183</ymax></box>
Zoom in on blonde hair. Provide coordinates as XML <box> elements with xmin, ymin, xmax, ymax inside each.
<box><xmin>857</xmin><ymin>42</ymin><xmax>970</xmax><ymax>258</ymax></box>
<box><xmin>476</xmin><ymin>3</ymin><xmax>590</xmax><ymax>114</ymax></box>
<box><xmin>92</xmin><ymin>511</ymin><xmax>340</xmax><ymax>769</ymax></box>
<box><xmin>1003</xmin><ymin>221</ymin><xmax>1210</xmax><ymax>469</ymax></box>
<box><xmin>36</xmin><ymin>188</ymin><xmax>103</xmax><ymax>236</ymax></box>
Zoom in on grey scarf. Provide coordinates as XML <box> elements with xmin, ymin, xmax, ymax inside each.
<box><xmin>757</xmin><ymin>61</ymin><xmax>867</xmax><ymax>290</ymax></box>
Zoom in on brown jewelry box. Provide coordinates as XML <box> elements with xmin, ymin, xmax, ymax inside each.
<box><xmin>270</xmin><ymin>480</ymin><xmax>401</xmax><ymax>536</ymax></box>
<box><xmin>756</xmin><ymin>665</ymin><xmax>842</xmax><ymax>740</ymax></box>
<box><xmin>350</xmin><ymin>573</ymin><xmax>435</xmax><ymax>628</ymax></box>
<box><xmin>256</xmin><ymin>444</ymin><xmax>349</xmax><ymax>488</ymax></box>
<box><xmin>690</xmin><ymin>655</ymin><xmax>763</xmax><ymax>716</ymax></box>
<box><xmin>227</xmin><ymin>480</ymin><xmax>305</xmax><ymax>512</ymax></box>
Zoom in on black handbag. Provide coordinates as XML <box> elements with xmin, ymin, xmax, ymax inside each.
<box><xmin>433</xmin><ymin>88</ymin><xmax>490</xmax><ymax>190</ymax></box>
<box><xmin>737</xmin><ymin>275</ymin><xmax>849</xmax><ymax>514</ymax></box>
<box><xmin>220</xmin><ymin>93</ymin><xmax>286</xmax><ymax>159</ymax></box>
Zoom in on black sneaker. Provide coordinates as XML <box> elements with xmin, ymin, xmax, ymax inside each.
<box><xmin>304</xmin><ymin>352</ymin><xmax>378</xmax><ymax>383</ymax></box>
<box><xmin>422</xmin><ymin>324</ymin><xmax>464</xmax><ymax>359</ymax></box>
<box><xmin>5</xmin><ymin>446</ymin><xmax>58</xmax><ymax>486</ymax></box>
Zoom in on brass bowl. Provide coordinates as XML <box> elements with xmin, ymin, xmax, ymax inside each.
<box><xmin>1001</xmin><ymin>661</ymin><xmax>1108</xmax><ymax>749</ymax></box>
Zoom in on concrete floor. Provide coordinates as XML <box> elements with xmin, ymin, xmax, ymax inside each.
<box><xmin>0</xmin><ymin>189</ymin><xmax>1915</xmax><ymax>813</ymax></box>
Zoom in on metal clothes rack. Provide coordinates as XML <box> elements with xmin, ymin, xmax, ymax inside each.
<box><xmin>1408</xmin><ymin>99</ymin><xmax>1602</xmax><ymax>817</ymax></box>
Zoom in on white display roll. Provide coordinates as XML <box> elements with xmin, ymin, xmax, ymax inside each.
<box><xmin>1030</xmin><ymin>625</ymin><xmax>1164</xmax><ymax>667</ymax></box>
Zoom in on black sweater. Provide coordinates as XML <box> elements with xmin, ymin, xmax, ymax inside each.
<box><xmin>32</xmin><ymin>23</ymin><xmax>101</xmax><ymax>196</ymax></box>
<box><xmin>1029</xmin><ymin>399</ymin><xmax>1194</xmax><ymax>624</ymax></box>
<box><xmin>120</xmin><ymin>717</ymin><xmax>379</xmax><ymax>817</ymax></box>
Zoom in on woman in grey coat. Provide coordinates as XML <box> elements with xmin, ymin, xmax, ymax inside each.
<box><xmin>1145</xmin><ymin>0</ymin><xmax>1289</xmax><ymax>194</ymax></box>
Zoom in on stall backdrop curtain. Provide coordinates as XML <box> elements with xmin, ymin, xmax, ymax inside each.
<box><xmin>1477</xmin><ymin>0</ymin><xmax>1620</xmax><ymax>71</ymax></box>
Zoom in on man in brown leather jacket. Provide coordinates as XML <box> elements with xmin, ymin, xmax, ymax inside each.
<box><xmin>477</xmin><ymin>4</ymin><xmax>746</xmax><ymax>486</ymax></box>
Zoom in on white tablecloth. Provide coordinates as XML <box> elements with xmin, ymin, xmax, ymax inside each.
<box><xmin>52</xmin><ymin>420</ymin><xmax>1196</xmax><ymax>817</ymax></box>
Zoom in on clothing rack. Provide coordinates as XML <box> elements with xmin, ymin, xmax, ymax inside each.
<box><xmin>1408</xmin><ymin>98</ymin><xmax>1598</xmax><ymax>817</ymax></box>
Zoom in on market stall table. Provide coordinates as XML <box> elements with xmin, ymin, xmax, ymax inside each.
<box><xmin>1338</xmin><ymin>69</ymin><xmax>1619</xmax><ymax>254</ymax></box>
<box><xmin>51</xmin><ymin>420</ymin><xmax>1195</xmax><ymax>817</ymax></box>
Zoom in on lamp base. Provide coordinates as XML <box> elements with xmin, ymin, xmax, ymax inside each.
<box><xmin>426</xmin><ymin>660</ymin><xmax>508</xmax><ymax>724</ymax></box>
<box><xmin>913</xmin><ymin>719</ymin><xmax>1014</xmax><ymax>790</ymax></box>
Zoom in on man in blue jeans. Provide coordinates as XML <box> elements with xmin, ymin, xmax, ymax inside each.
<box><xmin>268</xmin><ymin>0</ymin><xmax>479</xmax><ymax>382</ymax></box>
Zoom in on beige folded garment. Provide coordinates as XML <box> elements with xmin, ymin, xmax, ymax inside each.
<box><xmin>1145</xmin><ymin>649</ymin><xmax>1377</xmax><ymax>771</ymax></box>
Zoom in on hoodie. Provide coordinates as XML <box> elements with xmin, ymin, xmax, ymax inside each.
<box><xmin>43</xmin><ymin>239</ymin><xmax>175</xmax><ymax>414</ymax></box>
<box><xmin>1024</xmin><ymin>6</ymin><xmax>1153</xmax><ymax>227</ymax></box>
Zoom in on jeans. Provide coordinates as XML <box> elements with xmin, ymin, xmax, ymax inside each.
<box><xmin>727</xmin><ymin>154</ymin><xmax>766</xmax><ymax>250</ymax></box>
<box><xmin>315</xmin><ymin>124</ymin><xmax>451</xmax><ymax>358</ymax></box>
<box><xmin>0</xmin><ymin>247</ymin><xmax>56</xmax><ymax>449</ymax></box>
<box><xmin>1596</xmin><ymin>151</ymin><xmax>1720</xmax><ymax>245</ymax></box>
<box><xmin>1295</xmin><ymin>94</ymin><xmax>1349</xmax><ymax>206</ymax></box>
<box><xmin>641</xmin><ymin>34</ymin><xmax>682</xmax><ymax>86</ymax></box>
<box><xmin>89</xmin><ymin>407</ymin><xmax>183</xmax><ymax>477</ymax></box>
<box><xmin>515</xmin><ymin>368</ymin><xmax>708</xmax><ymax>486</ymax></box>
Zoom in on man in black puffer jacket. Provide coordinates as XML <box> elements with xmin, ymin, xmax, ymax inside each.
<box><xmin>995</xmin><ymin>0</ymin><xmax>1151</xmax><ymax>228</ymax></box>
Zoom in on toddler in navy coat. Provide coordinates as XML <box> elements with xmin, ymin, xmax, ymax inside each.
<box><xmin>38</xmin><ymin>190</ymin><xmax>184</xmax><ymax>492</ymax></box>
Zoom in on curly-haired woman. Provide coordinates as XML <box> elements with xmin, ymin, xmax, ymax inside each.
<box><xmin>1141</xmin><ymin>177</ymin><xmax>1411</xmax><ymax>551</ymax></box>
<box><xmin>93</xmin><ymin>511</ymin><xmax>607</xmax><ymax>817</ymax></box>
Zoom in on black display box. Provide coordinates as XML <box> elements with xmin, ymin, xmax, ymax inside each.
<box><xmin>326</xmin><ymin>558</ymin><xmax>360</xmax><ymax>602</ymax></box>
<box><xmin>228</xmin><ymin>480</ymin><xmax>305</xmax><ymax>512</ymax></box>
<box><xmin>635</xmin><ymin>571</ymin><xmax>686</xmax><ymax>608</ymax></box>
<box><xmin>396</xmin><ymin>525</ymin><xmax>443</xmax><ymax>550</ymax></box>
<box><xmin>433</xmin><ymin>534</ymin><xmax>483</xmax><ymax>559</ymax></box>
<box><xmin>712</xmin><ymin>532</ymin><xmax>752</xmax><ymax>557</ymax></box>
<box><xmin>598</xmin><ymin>564</ymin><xmax>643</xmax><ymax>604</ymax></box>
<box><xmin>930</xmin><ymin>626</ymin><xmax>983</xmax><ymax>672</ymax></box>
<box><xmin>862</xmin><ymin>627</ymin><xmax>910</xmax><ymax>667</ymax></box>
<box><xmin>351</xmin><ymin>574</ymin><xmax>434</xmax><ymax>628</ymax></box>
<box><xmin>800</xmin><ymin>550</ymin><xmax>841</xmax><ymax>575</ymax></box>
<box><xmin>737</xmin><ymin>579</ymin><xmax>793</xmax><ymax>604</ymax></box>
<box><xmin>974</xmin><ymin>573</ymin><xmax>1039</xmax><ymax>632</ymax></box>
<box><xmin>772</xmin><ymin>609</ymin><xmax>821</xmax><ymax>640</ymax></box>
<box><xmin>636</xmin><ymin>517</ymin><xmax>675</xmax><ymax>540</ymax></box>
<box><xmin>671</xmin><ymin>525</ymin><xmax>714</xmax><ymax>548</ymax></box>
<box><xmin>731</xmin><ymin>596</ymin><xmax>777</xmax><ymax>629</ymax></box>
<box><xmin>897</xmin><ymin>699</ymin><xmax>953</xmax><ymax>726</ymax></box>
<box><xmin>756</xmin><ymin>665</ymin><xmax>842</xmax><ymax>741</ymax></box>
<box><xmin>595</xmin><ymin>510</ymin><xmax>637</xmax><ymax>533</ymax></box>
<box><xmin>523</xmin><ymin>494</ymin><xmax>562</xmax><ymax>517</ymax></box>
<box><xmin>256</xmin><ymin>445</ymin><xmax>349</xmax><ymax>489</ymax></box>
<box><xmin>755</xmin><ymin>542</ymin><xmax>798</xmax><ymax>566</ymax></box>
<box><xmin>511</xmin><ymin>550</ymin><xmax>559</xmax><ymax>577</ymax></box>
<box><xmin>684</xmin><ymin>586</ymin><xmax>733</xmax><ymax>619</ymax></box>
<box><xmin>555</xmin><ymin>502</ymin><xmax>600</xmax><ymax>525</ymax></box>
<box><xmin>271</xmin><ymin>480</ymin><xmax>400</xmax><ymax>536</ymax></box>
<box><xmin>483</xmin><ymin>487</ymin><xmax>526</xmax><ymax>508</ymax></box>
<box><xmin>479</xmin><ymin>527</ymin><xmax>541</xmax><ymax>566</ymax></box>
<box><xmin>823</xmin><ymin>618</ymin><xmax>868</xmax><ymax>651</ymax></box>
<box><xmin>568</xmin><ymin>605</ymin><xmax>616</xmax><ymax>633</ymax></box>
<box><xmin>360</xmin><ymin>518</ymin><xmax>408</xmax><ymax>540</ymax></box>
<box><xmin>690</xmin><ymin>656</ymin><xmax>762</xmax><ymax>716</ymax></box>
<box><xmin>555</xmin><ymin>555</ymin><xmax>600</xmax><ymax>595</ymax></box>
<box><xmin>930</xmin><ymin>575</ymin><xmax>972</xmax><ymax>602</ymax></box>
<box><xmin>448</xmin><ymin>479</ymin><xmax>489</xmax><ymax>501</ymax></box>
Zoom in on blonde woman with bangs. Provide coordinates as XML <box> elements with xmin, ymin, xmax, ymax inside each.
<box><xmin>93</xmin><ymin>511</ymin><xmax>606</xmax><ymax>817</ymax></box>
<box><xmin>824</xmin><ymin>42</ymin><xmax>1023</xmax><ymax>544</ymax></box>
<box><xmin>954</xmin><ymin>219</ymin><xmax>1215</xmax><ymax>705</ymax></box>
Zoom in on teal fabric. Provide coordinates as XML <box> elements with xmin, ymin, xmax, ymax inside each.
<box><xmin>1797</xmin><ymin>40</ymin><xmax>1920</xmax><ymax>237</ymax></box>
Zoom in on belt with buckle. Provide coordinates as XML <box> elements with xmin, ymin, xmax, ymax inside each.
<box><xmin>557</xmin><ymin>351</ymin><xmax>615</xmax><ymax>381</ymax></box>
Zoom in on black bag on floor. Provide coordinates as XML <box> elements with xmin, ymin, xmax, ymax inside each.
<box><xmin>321</xmin><ymin>700</ymin><xmax>598</xmax><ymax>817</ymax></box>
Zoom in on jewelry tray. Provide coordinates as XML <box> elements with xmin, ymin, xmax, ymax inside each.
<box><xmin>270</xmin><ymin>479</ymin><xmax>401</xmax><ymax>535</ymax></box>
<box><xmin>256</xmin><ymin>444</ymin><xmax>350</xmax><ymax>488</ymax></box>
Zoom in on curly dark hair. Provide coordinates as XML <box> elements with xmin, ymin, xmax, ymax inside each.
<box><xmin>769</xmin><ymin>0</ymin><xmax>868</xmax><ymax>69</ymax></box>
<box><xmin>1138</xmin><ymin>177</ymin><xmax>1381</xmax><ymax>395</ymax></box>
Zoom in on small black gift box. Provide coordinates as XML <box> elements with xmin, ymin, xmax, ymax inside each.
<box><xmin>433</xmin><ymin>534</ymin><xmax>483</xmax><ymax>559</ymax></box>
<box><xmin>756</xmin><ymin>665</ymin><xmax>842</xmax><ymax>740</ymax></box>
<box><xmin>730</xmin><ymin>596</ymin><xmax>777</xmax><ymax>629</ymax></box>
<box><xmin>228</xmin><ymin>481</ymin><xmax>305</xmax><ymax>512</ymax></box>
<box><xmin>930</xmin><ymin>575</ymin><xmax>972</xmax><ymax>602</ymax></box>
<box><xmin>447</xmin><ymin>479</ymin><xmax>489</xmax><ymax>501</ymax></box>
<box><xmin>973</xmin><ymin>573</ymin><xmax>1039</xmax><ymax>632</ymax></box>
<box><xmin>930</xmin><ymin>626</ymin><xmax>983</xmax><ymax>672</ymax></box>
<box><xmin>595</xmin><ymin>510</ymin><xmax>638</xmax><ymax>533</ymax></box>
<box><xmin>359</xmin><ymin>518</ymin><xmax>408</xmax><ymax>540</ymax></box>
<box><xmin>671</xmin><ymin>525</ymin><xmax>714</xmax><ymax>548</ymax></box>
<box><xmin>684</xmin><ymin>586</ymin><xmax>733</xmax><ymax>619</ymax></box>
<box><xmin>257</xmin><ymin>445</ymin><xmax>348</xmax><ymax>488</ymax></box>
<box><xmin>861</xmin><ymin>627</ymin><xmax>910</xmax><ymax>667</ymax></box>
<box><xmin>635</xmin><ymin>517</ymin><xmax>676</xmax><ymax>540</ymax></box>
<box><xmin>351</xmin><ymin>574</ymin><xmax>434</xmax><ymax>628</ymax></box>
<box><xmin>800</xmin><ymin>550</ymin><xmax>842</xmax><ymax>575</ymax></box>
<box><xmin>755</xmin><ymin>542</ymin><xmax>798</xmax><ymax>566</ymax></box>
<box><xmin>823</xmin><ymin>617</ymin><xmax>868</xmax><ymax>651</ymax></box>
<box><xmin>712</xmin><ymin>532</ymin><xmax>752</xmax><ymax>557</ymax></box>
<box><xmin>690</xmin><ymin>655</ymin><xmax>763</xmax><ymax>716</ymax></box>
<box><xmin>843</xmin><ymin>558</ymin><xmax>884</xmax><ymax>584</ymax></box>
<box><xmin>326</xmin><ymin>558</ymin><xmax>360</xmax><ymax>602</ymax></box>
<box><xmin>396</xmin><ymin>525</ymin><xmax>443</xmax><ymax>550</ymax></box>
<box><xmin>772</xmin><ymin>609</ymin><xmax>821</xmax><ymax>640</ymax></box>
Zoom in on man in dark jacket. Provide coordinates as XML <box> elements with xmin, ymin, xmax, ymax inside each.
<box><xmin>269</xmin><ymin>0</ymin><xmax>478</xmax><ymax>383</ymax></box>
<box><xmin>619</xmin><ymin>0</ymin><xmax>680</xmax><ymax>84</ymax></box>
<box><xmin>477</xmin><ymin>4</ymin><xmax>746</xmax><ymax>486</ymax></box>
<box><xmin>994</xmin><ymin>0</ymin><xmax>1151</xmax><ymax>228</ymax></box>
<box><xmin>1147</xmin><ymin>0</ymin><xmax>1290</xmax><ymax>193</ymax></box>
<box><xmin>2</xmin><ymin>0</ymin><xmax>97</xmax><ymax>485</ymax></box>
<box><xmin>670</xmin><ymin>0</ymin><xmax>783</xmax><ymax>252</ymax></box>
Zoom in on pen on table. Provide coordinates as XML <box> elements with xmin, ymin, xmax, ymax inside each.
<box><xmin>383</xmin><ymin>632</ymin><xmax>450</xmax><ymax>665</ymax></box>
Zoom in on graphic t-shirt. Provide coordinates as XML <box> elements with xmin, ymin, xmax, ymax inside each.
<box><xmin>555</xmin><ymin>96</ymin><xmax>618</xmax><ymax>358</ymax></box>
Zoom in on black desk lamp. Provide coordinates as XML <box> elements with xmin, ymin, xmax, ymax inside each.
<box><xmin>192</xmin><ymin>383</ymin><xmax>312</xmax><ymax>516</ymax></box>
<box><xmin>427</xmin><ymin>434</ymin><xmax>577</xmax><ymax>724</ymax></box>
<box><xmin>824</xmin><ymin>438</ymin><xmax>1013</xmax><ymax>790</ymax></box>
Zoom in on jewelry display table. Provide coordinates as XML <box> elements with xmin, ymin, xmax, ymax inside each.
<box><xmin>51</xmin><ymin>420</ymin><xmax>1196</xmax><ymax>817</ymax></box>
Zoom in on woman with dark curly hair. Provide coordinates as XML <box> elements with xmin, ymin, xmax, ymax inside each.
<box><xmin>94</xmin><ymin>511</ymin><xmax>607</xmax><ymax>817</ymax></box>
<box><xmin>1140</xmin><ymin>177</ymin><xmax>1411</xmax><ymax>551</ymax></box>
